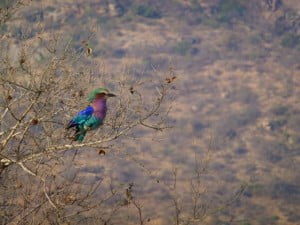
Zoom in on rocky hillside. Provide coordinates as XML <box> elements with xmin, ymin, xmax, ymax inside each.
<box><xmin>1</xmin><ymin>0</ymin><xmax>300</xmax><ymax>224</ymax></box>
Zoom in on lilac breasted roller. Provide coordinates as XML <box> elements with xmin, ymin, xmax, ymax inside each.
<box><xmin>66</xmin><ymin>87</ymin><xmax>116</xmax><ymax>142</ymax></box>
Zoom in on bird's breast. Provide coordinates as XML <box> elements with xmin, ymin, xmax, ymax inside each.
<box><xmin>92</xmin><ymin>99</ymin><xmax>107</xmax><ymax>119</ymax></box>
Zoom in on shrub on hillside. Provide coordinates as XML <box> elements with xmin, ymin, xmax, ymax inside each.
<box><xmin>132</xmin><ymin>4</ymin><xmax>162</xmax><ymax>19</ymax></box>
<box><xmin>281</xmin><ymin>33</ymin><xmax>300</xmax><ymax>48</ymax></box>
<box><xmin>216</xmin><ymin>0</ymin><xmax>247</xmax><ymax>24</ymax></box>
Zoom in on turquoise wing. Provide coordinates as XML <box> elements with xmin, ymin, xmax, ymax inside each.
<box><xmin>74</xmin><ymin>116</ymin><xmax>103</xmax><ymax>142</ymax></box>
<box><xmin>67</xmin><ymin>106</ymin><xmax>103</xmax><ymax>142</ymax></box>
<box><xmin>83</xmin><ymin>116</ymin><xmax>103</xmax><ymax>130</ymax></box>
<box><xmin>67</xmin><ymin>106</ymin><xmax>94</xmax><ymax>129</ymax></box>
<box><xmin>67</xmin><ymin>106</ymin><xmax>94</xmax><ymax>142</ymax></box>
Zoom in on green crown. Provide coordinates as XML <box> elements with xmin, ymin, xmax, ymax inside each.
<box><xmin>88</xmin><ymin>87</ymin><xmax>116</xmax><ymax>102</ymax></box>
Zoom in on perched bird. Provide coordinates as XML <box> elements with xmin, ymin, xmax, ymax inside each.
<box><xmin>66</xmin><ymin>87</ymin><xmax>116</xmax><ymax>142</ymax></box>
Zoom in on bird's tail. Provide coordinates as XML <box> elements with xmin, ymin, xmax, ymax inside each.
<box><xmin>73</xmin><ymin>130</ymin><xmax>86</xmax><ymax>142</ymax></box>
<box><xmin>66</xmin><ymin>120</ymin><xmax>77</xmax><ymax>129</ymax></box>
<box><xmin>65</xmin><ymin>120</ymin><xmax>86</xmax><ymax>142</ymax></box>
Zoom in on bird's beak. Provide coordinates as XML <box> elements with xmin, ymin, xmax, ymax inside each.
<box><xmin>106</xmin><ymin>93</ymin><xmax>117</xmax><ymax>97</ymax></box>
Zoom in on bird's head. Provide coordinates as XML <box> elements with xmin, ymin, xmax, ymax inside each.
<box><xmin>88</xmin><ymin>87</ymin><xmax>116</xmax><ymax>102</ymax></box>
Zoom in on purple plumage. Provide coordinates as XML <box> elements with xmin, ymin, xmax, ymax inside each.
<box><xmin>91</xmin><ymin>98</ymin><xmax>107</xmax><ymax>119</ymax></box>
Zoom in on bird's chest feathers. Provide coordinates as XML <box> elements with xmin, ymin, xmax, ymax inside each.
<box><xmin>91</xmin><ymin>99</ymin><xmax>107</xmax><ymax>119</ymax></box>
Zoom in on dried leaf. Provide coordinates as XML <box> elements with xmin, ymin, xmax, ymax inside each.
<box><xmin>78</xmin><ymin>90</ymin><xmax>84</xmax><ymax>97</ymax></box>
<box><xmin>64</xmin><ymin>194</ymin><xmax>76</xmax><ymax>204</ymax></box>
<box><xmin>31</xmin><ymin>119</ymin><xmax>39</xmax><ymax>125</ymax></box>
<box><xmin>87</xmin><ymin>47</ymin><xmax>92</xmax><ymax>56</ymax></box>
<box><xmin>165</xmin><ymin>76</ymin><xmax>177</xmax><ymax>84</ymax></box>
<box><xmin>129</xmin><ymin>86</ymin><xmax>134</xmax><ymax>94</ymax></box>
<box><xmin>6</xmin><ymin>95</ymin><xmax>12</xmax><ymax>101</ymax></box>
<box><xmin>19</xmin><ymin>58</ymin><xmax>25</xmax><ymax>64</ymax></box>
<box><xmin>98</xmin><ymin>149</ymin><xmax>106</xmax><ymax>155</ymax></box>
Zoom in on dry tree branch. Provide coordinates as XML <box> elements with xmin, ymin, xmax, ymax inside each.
<box><xmin>0</xmin><ymin>0</ymin><xmax>27</xmax><ymax>25</ymax></box>
<box><xmin>1</xmin><ymin>94</ymin><xmax>40</xmax><ymax>151</ymax></box>
<box><xmin>0</xmin><ymin>3</ymin><xmax>176</xmax><ymax>222</ymax></box>
<box><xmin>43</xmin><ymin>178</ymin><xmax>58</xmax><ymax>210</ymax></box>
<box><xmin>17</xmin><ymin>81</ymin><xmax>172</xmax><ymax>163</ymax></box>
<box><xmin>18</xmin><ymin>162</ymin><xmax>58</xmax><ymax>209</ymax></box>
<box><xmin>0</xmin><ymin>77</ymin><xmax>38</xmax><ymax>93</ymax></box>
<box><xmin>132</xmin><ymin>199</ymin><xmax>144</xmax><ymax>225</ymax></box>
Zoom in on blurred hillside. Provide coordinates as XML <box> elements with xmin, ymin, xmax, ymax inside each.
<box><xmin>1</xmin><ymin>0</ymin><xmax>300</xmax><ymax>224</ymax></box>
<box><xmin>4</xmin><ymin>0</ymin><xmax>300</xmax><ymax>69</ymax></box>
